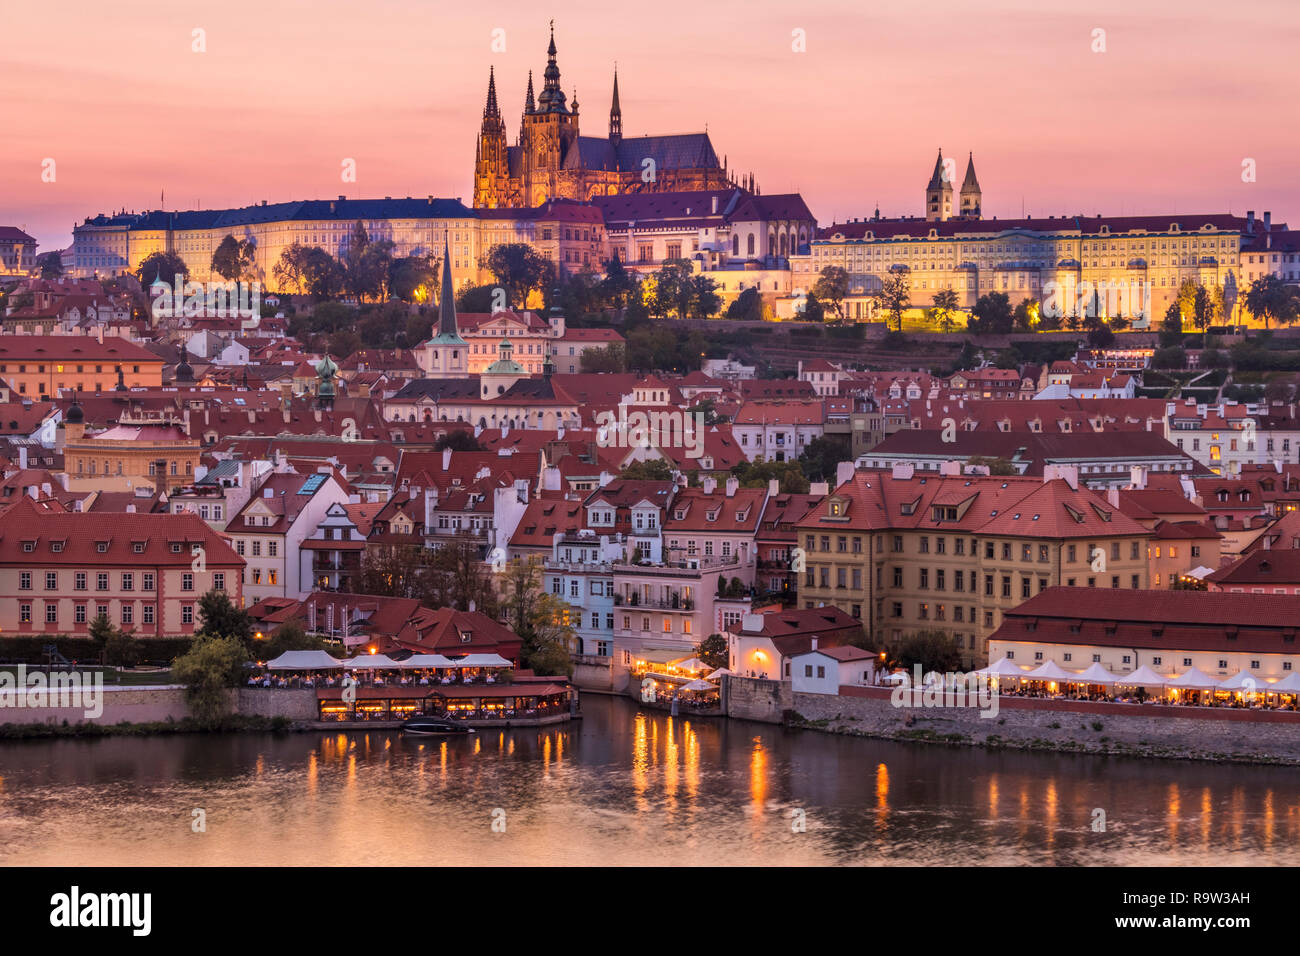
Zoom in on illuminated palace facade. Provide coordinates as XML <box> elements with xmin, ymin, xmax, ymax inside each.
<box><xmin>472</xmin><ymin>25</ymin><xmax>732</xmax><ymax>209</ymax></box>
<box><xmin>791</xmin><ymin>150</ymin><xmax>1263</xmax><ymax>322</ymax></box>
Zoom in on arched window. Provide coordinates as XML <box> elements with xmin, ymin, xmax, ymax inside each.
<box><xmin>746</xmin><ymin>234</ymin><xmax>755</xmax><ymax>256</ymax></box>
<box><xmin>732</xmin><ymin>234</ymin><xmax>739</xmax><ymax>256</ymax></box>
<box><xmin>780</xmin><ymin>233</ymin><xmax>788</xmax><ymax>256</ymax></box>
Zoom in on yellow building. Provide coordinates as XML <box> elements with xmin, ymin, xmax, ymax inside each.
<box><xmin>63</xmin><ymin>413</ymin><xmax>200</xmax><ymax>494</ymax></box>
<box><xmin>796</xmin><ymin>466</ymin><xmax>1150</xmax><ymax>668</ymax></box>
<box><xmin>0</xmin><ymin>335</ymin><xmax>163</xmax><ymax>398</ymax></box>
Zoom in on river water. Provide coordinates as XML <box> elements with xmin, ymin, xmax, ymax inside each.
<box><xmin>0</xmin><ymin>695</ymin><xmax>1296</xmax><ymax>865</ymax></box>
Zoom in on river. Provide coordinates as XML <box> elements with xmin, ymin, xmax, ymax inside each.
<box><xmin>0</xmin><ymin>695</ymin><xmax>1296</xmax><ymax>865</ymax></box>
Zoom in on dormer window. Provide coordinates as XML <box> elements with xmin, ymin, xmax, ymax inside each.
<box><xmin>51</xmin><ymin>542</ymin><xmax>63</xmax><ymax>553</ymax></box>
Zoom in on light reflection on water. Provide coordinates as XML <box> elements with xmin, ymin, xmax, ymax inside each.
<box><xmin>0</xmin><ymin>694</ymin><xmax>1296</xmax><ymax>866</ymax></box>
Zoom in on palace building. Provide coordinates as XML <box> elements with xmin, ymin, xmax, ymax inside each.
<box><xmin>472</xmin><ymin>24</ymin><xmax>732</xmax><ymax>209</ymax></box>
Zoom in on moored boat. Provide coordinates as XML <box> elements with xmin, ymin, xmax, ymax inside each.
<box><xmin>401</xmin><ymin>717</ymin><xmax>476</xmax><ymax>736</ymax></box>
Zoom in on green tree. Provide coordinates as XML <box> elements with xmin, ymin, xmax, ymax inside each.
<box><xmin>196</xmin><ymin>589</ymin><xmax>255</xmax><ymax>650</ymax></box>
<box><xmin>388</xmin><ymin>253</ymin><xmax>437</xmax><ymax>304</ymax></box>
<box><xmin>1176</xmin><ymin>278</ymin><xmax>1199</xmax><ymax>326</ymax></box>
<box><xmin>730</xmin><ymin>458</ymin><xmax>809</xmax><ymax>493</ymax></box>
<box><xmin>931</xmin><ymin>289</ymin><xmax>959</xmax><ymax>332</ymax></box>
<box><xmin>481</xmin><ymin>243</ymin><xmax>553</xmax><ymax>308</ymax></box>
<box><xmin>1159</xmin><ymin>301</ymin><xmax>1184</xmax><ymax>346</ymax></box>
<box><xmin>433</xmin><ymin>430</ymin><xmax>483</xmax><ymax>452</ymax></box>
<box><xmin>104</xmin><ymin>629</ymin><xmax>143</xmax><ymax>668</ymax></box>
<box><xmin>876</xmin><ymin>273</ymin><xmax>911</xmax><ymax>332</ymax></box>
<box><xmin>36</xmin><ymin>251</ymin><xmax>63</xmax><ymax>279</ymax></box>
<box><xmin>1244</xmin><ymin>274</ymin><xmax>1300</xmax><ymax>330</ymax></box>
<box><xmin>171</xmin><ymin>635</ymin><xmax>247</xmax><ymax>727</ymax></box>
<box><xmin>799</xmin><ymin>291</ymin><xmax>825</xmax><ymax>322</ymax></box>
<box><xmin>302</xmin><ymin>247</ymin><xmax>345</xmax><ymax>301</ymax></box>
<box><xmin>599</xmin><ymin>254</ymin><xmax>641</xmax><ymax>312</ymax></box>
<box><xmin>966</xmin><ymin>455</ymin><xmax>1017</xmax><ymax>476</ymax></box>
<box><xmin>897</xmin><ymin>629</ymin><xmax>964</xmax><ymax>673</ymax></box>
<box><xmin>211</xmin><ymin>234</ymin><xmax>255</xmax><ymax>281</ymax></box>
<box><xmin>969</xmin><ymin>291</ymin><xmax>1012</xmax><ymax>335</ymax></box>
<box><xmin>798</xmin><ymin>436</ymin><xmax>845</xmax><ymax>484</ymax></box>
<box><xmin>579</xmin><ymin>342</ymin><xmax>626</xmax><ymax>373</ymax></box>
<box><xmin>136</xmin><ymin>251</ymin><xmax>189</xmax><ymax>287</ymax></box>
<box><xmin>1012</xmin><ymin>297</ymin><xmax>1037</xmax><ymax>332</ymax></box>
<box><xmin>621</xmin><ymin>458</ymin><xmax>675</xmax><ymax>481</ymax></box>
<box><xmin>726</xmin><ymin>287</ymin><xmax>765</xmax><ymax>321</ymax></box>
<box><xmin>688</xmin><ymin>273</ymin><xmax>722</xmax><ymax>319</ymax></box>
<box><xmin>501</xmin><ymin>558</ymin><xmax>576</xmax><ymax>676</ymax></box>
<box><xmin>812</xmin><ymin>266</ymin><xmax>850</xmax><ymax>321</ymax></box>
<box><xmin>697</xmin><ymin>634</ymin><xmax>728</xmax><ymax>670</ymax></box>
<box><xmin>273</xmin><ymin>241</ymin><xmax>311</xmax><ymax>295</ymax></box>
<box><xmin>456</xmin><ymin>283</ymin><xmax>500</xmax><ymax>312</ymax></box>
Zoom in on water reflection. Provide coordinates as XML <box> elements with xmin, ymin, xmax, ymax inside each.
<box><xmin>0</xmin><ymin>695</ymin><xmax>1297</xmax><ymax>866</ymax></box>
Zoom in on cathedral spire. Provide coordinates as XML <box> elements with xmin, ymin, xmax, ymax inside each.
<box><xmin>927</xmin><ymin>148</ymin><xmax>947</xmax><ymax>189</ymax></box>
<box><xmin>483</xmin><ymin>66</ymin><xmax>500</xmax><ymax>120</ymax></box>
<box><xmin>524</xmin><ymin>71</ymin><xmax>535</xmax><ymax>115</ymax></box>
<box><xmin>436</xmin><ymin>234</ymin><xmax>463</xmax><ymax>342</ymax></box>
<box><xmin>538</xmin><ymin>20</ymin><xmax>567</xmax><ymax>112</ymax></box>
<box><xmin>609</xmin><ymin>67</ymin><xmax>622</xmax><ymax>147</ymax></box>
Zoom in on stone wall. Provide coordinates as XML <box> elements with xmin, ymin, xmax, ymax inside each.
<box><xmin>236</xmin><ymin>688</ymin><xmax>318</xmax><ymax>721</ymax></box>
<box><xmin>0</xmin><ymin>685</ymin><xmax>195</xmax><ymax>725</ymax></box>
<box><xmin>725</xmin><ymin>677</ymin><xmax>1300</xmax><ymax>765</ymax></box>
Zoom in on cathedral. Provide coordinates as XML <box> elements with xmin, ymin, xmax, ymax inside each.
<box><xmin>473</xmin><ymin>24</ymin><xmax>733</xmax><ymax>209</ymax></box>
<box><xmin>925</xmin><ymin>148</ymin><xmax>982</xmax><ymax>222</ymax></box>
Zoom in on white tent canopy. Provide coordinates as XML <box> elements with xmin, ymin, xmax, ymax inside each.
<box><xmin>1115</xmin><ymin>665</ymin><xmax>1168</xmax><ymax>687</ymax></box>
<box><xmin>399</xmin><ymin>654</ymin><xmax>457</xmax><ymax>669</ymax></box>
<box><xmin>1267</xmin><ymin>671</ymin><xmax>1300</xmax><ymax>693</ymax></box>
<box><xmin>1075</xmin><ymin>662</ymin><xmax>1118</xmax><ymax>686</ymax></box>
<box><xmin>1167</xmin><ymin>666</ymin><xmax>1221</xmax><ymax>690</ymax></box>
<box><xmin>679</xmin><ymin>679</ymin><xmax>715</xmax><ymax>692</ymax></box>
<box><xmin>267</xmin><ymin>650</ymin><xmax>346</xmax><ymax>670</ymax></box>
<box><xmin>1218</xmin><ymin>670</ymin><xmax>1265</xmax><ymax>691</ymax></box>
<box><xmin>670</xmin><ymin>657</ymin><xmax>710</xmax><ymax>672</ymax></box>
<box><xmin>345</xmin><ymin>654</ymin><xmax>403</xmax><ymax>670</ymax></box>
<box><xmin>1023</xmin><ymin>660</ymin><xmax>1078</xmax><ymax>682</ymax></box>
<box><xmin>705</xmin><ymin>668</ymin><xmax>732</xmax><ymax>681</ymax></box>
<box><xmin>977</xmin><ymin>658</ymin><xmax>1030</xmax><ymax>678</ymax></box>
<box><xmin>444</xmin><ymin>654</ymin><xmax>513</xmax><ymax>669</ymax></box>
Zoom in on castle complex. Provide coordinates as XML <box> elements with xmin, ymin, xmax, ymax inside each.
<box><xmin>472</xmin><ymin>24</ymin><xmax>733</xmax><ymax>209</ymax></box>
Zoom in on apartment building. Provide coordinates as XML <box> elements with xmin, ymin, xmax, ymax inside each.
<box><xmin>796</xmin><ymin>463</ymin><xmax>1150</xmax><ymax>667</ymax></box>
<box><xmin>0</xmin><ymin>496</ymin><xmax>243</xmax><ymax>638</ymax></box>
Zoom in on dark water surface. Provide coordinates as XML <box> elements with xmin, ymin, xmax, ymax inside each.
<box><xmin>1</xmin><ymin>695</ymin><xmax>1297</xmax><ymax>865</ymax></box>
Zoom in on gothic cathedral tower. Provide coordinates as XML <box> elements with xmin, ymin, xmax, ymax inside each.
<box><xmin>473</xmin><ymin>67</ymin><xmax>509</xmax><ymax>209</ymax></box>
<box><xmin>925</xmin><ymin>148</ymin><xmax>953</xmax><ymax>222</ymax></box>
<box><xmin>520</xmin><ymin>22</ymin><xmax>581</xmax><ymax>206</ymax></box>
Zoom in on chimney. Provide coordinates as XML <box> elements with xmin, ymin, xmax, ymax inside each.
<box><xmin>264</xmin><ymin>487</ymin><xmax>274</xmax><ymax>498</ymax></box>
<box><xmin>1264</xmin><ymin>211</ymin><xmax>1271</xmax><ymax>232</ymax></box>
<box><xmin>18</xmin><ymin>446</ymin><xmax>27</xmax><ymax>470</ymax></box>
<box><xmin>442</xmin><ymin>447</ymin><xmax>452</xmax><ymax>470</ymax></box>
<box><xmin>938</xmin><ymin>460</ymin><xmax>960</xmax><ymax>477</ymax></box>
<box><xmin>1129</xmin><ymin>465</ymin><xmax>1147</xmax><ymax>490</ymax></box>
<box><xmin>1247</xmin><ymin>210</ymin><xmax>1255</xmax><ymax>232</ymax></box>
<box><xmin>725</xmin><ymin>476</ymin><xmax>738</xmax><ymax>497</ymax></box>
<box><xmin>890</xmin><ymin>462</ymin><xmax>914</xmax><ymax>480</ymax></box>
<box><xmin>1107</xmin><ymin>486</ymin><xmax>1120</xmax><ymax>508</ymax></box>
<box><xmin>809</xmin><ymin>481</ymin><xmax>829</xmax><ymax>496</ymax></box>
<box><xmin>702</xmin><ymin>476</ymin><xmax>717</xmax><ymax>494</ymax></box>
<box><xmin>711</xmin><ymin>195</ymin><xmax>719</xmax><ymax>215</ymax></box>
<box><xmin>810</xmin><ymin>636</ymin><xmax>818</xmax><ymax>652</ymax></box>
<box><xmin>837</xmin><ymin>460</ymin><xmax>857</xmax><ymax>485</ymax></box>
<box><xmin>768</xmin><ymin>478</ymin><xmax>780</xmax><ymax>496</ymax></box>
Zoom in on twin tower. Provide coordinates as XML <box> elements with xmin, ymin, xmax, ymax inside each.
<box><xmin>925</xmin><ymin>149</ymin><xmax>982</xmax><ymax>222</ymax></box>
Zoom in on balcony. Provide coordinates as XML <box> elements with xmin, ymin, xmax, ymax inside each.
<box><xmin>614</xmin><ymin>593</ymin><xmax>695</xmax><ymax>611</ymax></box>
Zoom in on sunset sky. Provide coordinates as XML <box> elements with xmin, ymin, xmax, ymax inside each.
<box><xmin>3</xmin><ymin>0</ymin><xmax>1298</xmax><ymax>252</ymax></box>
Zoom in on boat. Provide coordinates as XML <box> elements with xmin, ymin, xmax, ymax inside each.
<box><xmin>401</xmin><ymin>717</ymin><xmax>476</xmax><ymax>736</ymax></box>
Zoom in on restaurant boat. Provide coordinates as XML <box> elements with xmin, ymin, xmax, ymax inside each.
<box><xmin>401</xmin><ymin>717</ymin><xmax>475</xmax><ymax>736</ymax></box>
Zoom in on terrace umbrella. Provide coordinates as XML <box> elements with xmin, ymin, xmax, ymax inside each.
<box><xmin>1218</xmin><ymin>670</ymin><xmax>1264</xmax><ymax>691</ymax></box>
<box><xmin>976</xmin><ymin>658</ymin><xmax>1030</xmax><ymax>678</ymax></box>
<box><xmin>680</xmin><ymin>679</ymin><xmax>715</xmax><ymax>691</ymax></box>
<box><xmin>400</xmin><ymin>654</ymin><xmax>457</xmax><ymax>668</ymax></box>
<box><xmin>1114</xmin><ymin>665</ymin><xmax>1168</xmax><ymax>687</ymax></box>
<box><xmin>1023</xmin><ymin>660</ymin><xmax>1079</xmax><ymax>682</ymax></box>
<box><xmin>1074</xmin><ymin>662</ymin><xmax>1118</xmax><ymax>685</ymax></box>
<box><xmin>345</xmin><ymin>654</ymin><xmax>403</xmax><ymax>670</ymax></box>
<box><xmin>670</xmin><ymin>657</ymin><xmax>710</xmax><ymax>673</ymax></box>
<box><xmin>705</xmin><ymin>668</ymin><xmax>732</xmax><ymax>681</ymax></box>
<box><xmin>1266</xmin><ymin>672</ymin><xmax>1300</xmax><ymax>694</ymax></box>
<box><xmin>1166</xmin><ymin>666</ymin><xmax>1221</xmax><ymax>690</ymax></box>
<box><xmin>266</xmin><ymin>650</ymin><xmax>346</xmax><ymax>670</ymax></box>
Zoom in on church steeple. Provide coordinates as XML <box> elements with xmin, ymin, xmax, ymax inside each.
<box><xmin>436</xmin><ymin>235</ymin><xmax>464</xmax><ymax>342</ymax></box>
<box><xmin>537</xmin><ymin>20</ymin><xmax>567</xmax><ymax>112</ymax></box>
<box><xmin>524</xmin><ymin>71</ymin><xmax>535</xmax><ymax>116</ymax></box>
<box><xmin>483</xmin><ymin>65</ymin><xmax>501</xmax><ymax>121</ymax></box>
<box><xmin>959</xmin><ymin>151</ymin><xmax>982</xmax><ymax>219</ymax></box>
<box><xmin>609</xmin><ymin>67</ymin><xmax>622</xmax><ymax>147</ymax></box>
<box><xmin>925</xmin><ymin>148</ymin><xmax>953</xmax><ymax>222</ymax></box>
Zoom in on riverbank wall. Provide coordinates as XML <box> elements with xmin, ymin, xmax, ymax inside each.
<box><xmin>0</xmin><ymin>686</ymin><xmax>318</xmax><ymax>729</ymax></box>
<box><xmin>723</xmin><ymin>677</ymin><xmax>1300</xmax><ymax>765</ymax></box>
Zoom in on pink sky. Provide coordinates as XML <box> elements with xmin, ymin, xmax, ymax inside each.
<box><xmin>3</xmin><ymin>0</ymin><xmax>1298</xmax><ymax>252</ymax></box>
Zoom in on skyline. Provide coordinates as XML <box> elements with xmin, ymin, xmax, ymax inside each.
<box><xmin>4</xmin><ymin>0</ymin><xmax>1299</xmax><ymax>252</ymax></box>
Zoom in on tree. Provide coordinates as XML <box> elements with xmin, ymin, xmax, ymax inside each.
<box><xmin>1012</xmin><ymin>297</ymin><xmax>1037</xmax><ymax>332</ymax></box>
<box><xmin>388</xmin><ymin>253</ymin><xmax>437</xmax><ymax>304</ymax></box>
<box><xmin>798</xmin><ymin>436</ymin><xmax>845</xmax><ymax>484</ymax></box>
<box><xmin>302</xmin><ymin>247</ymin><xmax>344</xmax><ymax>301</ymax></box>
<box><xmin>620</xmin><ymin>458</ymin><xmax>674</xmax><ymax>481</ymax></box>
<box><xmin>812</xmin><ymin>266</ymin><xmax>850</xmax><ymax>321</ymax></box>
<box><xmin>1151</xmin><ymin>346</ymin><xmax>1186</xmax><ymax>369</ymax></box>
<box><xmin>273</xmin><ymin>242</ymin><xmax>311</xmax><ymax>295</ymax></box>
<box><xmin>688</xmin><ymin>273</ymin><xmax>721</xmax><ymax>319</ymax></box>
<box><xmin>1159</xmin><ymin>301</ymin><xmax>1184</xmax><ymax>346</ymax></box>
<box><xmin>104</xmin><ymin>629</ymin><xmax>143</xmax><ymax>668</ymax></box>
<box><xmin>456</xmin><ymin>283</ymin><xmax>501</xmax><ymax>312</ymax></box>
<box><xmin>481</xmin><ymin>243</ymin><xmax>552</xmax><ymax>308</ymax></box>
<box><xmin>211</xmin><ymin>234</ymin><xmax>255</xmax><ymax>281</ymax></box>
<box><xmin>579</xmin><ymin>342</ymin><xmax>626</xmax><ymax>373</ymax></box>
<box><xmin>1176</xmin><ymin>278</ymin><xmax>1199</xmax><ymax>326</ymax></box>
<box><xmin>969</xmin><ymin>291</ymin><xmax>1012</xmax><ymax>335</ymax></box>
<box><xmin>697</xmin><ymin>634</ymin><xmax>728</xmax><ymax>670</ymax></box>
<box><xmin>433</xmin><ymin>430</ymin><xmax>483</xmax><ymax>452</ymax></box>
<box><xmin>136</xmin><ymin>251</ymin><xmax>189</xmax><ymax>287</ymax></box>
<box><xmin>730</xmin><ymin>458</ymin><xmax>810</xmax><ymax>493</ymax></box>
<box><xmin>1087</xmin><ymin>324</ymin><xmax>1116</xmax><ymax>348</ymax></box>
<box><xmin>875</xmin><ymin>273</ymin><xmax>911</xmax><ymax>332</ymax></box>
<box><xmin>171</xmin><ymin>635</ymin><xmax>247</xmax><ymax>727</ymax></box>
<box><xmin>36</xmin><ymin>251</ymin><xmax>63</xmax><ymax>280</ymax></box>
<box><xmin>646</xmin><ymin>259</ymin><xmax>697</xmax><ymax>319</ymax></box>
<box><xmin>931</xmin><ymin>289</ymin><xmax>959</xmax><ymax>333</ymax></box>
<box><xmin>726</xmin><ymin>287</ymin><xmax>765</xmax><ymax>322</ymax></box>
<box><xmin>196</xmin><ymin>589</ymin><xmax>255</xmax><ymax>651</ymax></box>
<box><xmin>897</xmin><ymin>629</ymin><xmax>964</xmax><ymax>673</ymax></box>
<box><xmin>1244</xmin><ymin>274</ymin><xmax>1300</xmax><ymax>330</ymax></box>
<box><xmin>419</xmin><ymin>534</ymin><xmax>500</xmax><ymax>616</ymax></box>
<box><xmin>599</xmin><ymin>255</ymin><xmax>641</xmax><ymax>312</ymax></box>
<box><xmin>799</xmin><ymin>291</ymin><xmax>825</xmax><ymax>322</ymax></box>
<box><xmin>501</xmin><ymin>557</ymin><xmax>576</xmax><ymax>676</ymax></box>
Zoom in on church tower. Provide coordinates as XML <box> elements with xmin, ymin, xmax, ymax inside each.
<box><xmin>959</xmin><ymin>152</ymin><xmax>982</xmax><ymax>219</ymax></box>
<box><xmin>609</xmin><ymin>68</ymin><xmax>622</xmax><ymax>148</ymax></box>
<box><xmin>473</xmin><ymin>67</ymin><xmax>509</xmax><ymax>208</ymax></box>
<box><xmin>520</xmin><ymin>21</ymin><xmax>581</xmax><ymax>206</ymax></box>
<box><xmin>424</xmin><ymin>237</ymin><xmax>469</xmax><ymax>379</ymax></box>
<box><xmin>925</xmin><ymin>148</ymin><xmax>953</xmax><ymax>222</ymax></box>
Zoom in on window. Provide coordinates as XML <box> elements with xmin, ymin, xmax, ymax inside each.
<box><xmin>19</xmin><ymin>572</ymin><xmax>31</xmax><ymax>591</ymax></box>
<box><xmin>45</xmin><ymin>603</ymin><xmax>58</xmax><ymax>624</ymax></box>
<box><xmin>214</xmin><ymin>572</ymin><xmax>225</xmax><ymax>591</ymax></box>
<box><xmin>121</xmin><ymin>573</ymin><xmax>133</xmax><ymax>591</ymax></box>
<box><xmin>97</xmin><ymin>573</ymin><xmax>109</xmax><ymax>591</ymax></box>
<box><xmin>45</xmin><ymin>572</ymin><xmax>57</xmax><ymax>590</ymax></box>
<box><xmin>143</xmin><ymin>573</ymin><xmax>155</xmax><ymax>592</ymax></box>
<box><xmin>182</xmin><ymin>605</ymin><xmax>194</xmax><ymax>625</ymax></box>
<box><xmin>75</xmin><ymin>572</ymin><xmax>86</xmax><ymax>591</ymax></box>
<box><xmin>182</xmin><ymin>573</ymin><xmax>194</xmax><ymax>592</ymax></box>
<box><xmin>20</xmin><ymin>604</ymin><xmax>31</xmax><ymax>624</ymax></box>
<box><xmin>75</xmin><ymin>605</ymin><xmax>87</xmax><ymax>624</ymax></box>
<box><xmin>121</xmin><ymin>605</ymin><xmax>133</xmax><ymax>625</ymax></box>
<box><xmin>269</xmin><ymin>542</ymin><xmax>278</xmax><ymax>557</ymax></box>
